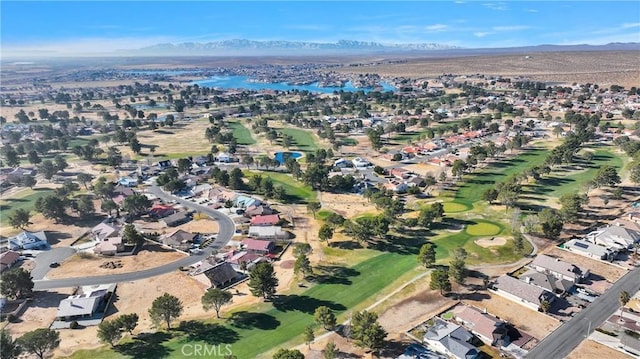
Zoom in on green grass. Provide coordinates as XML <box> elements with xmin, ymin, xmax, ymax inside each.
<box><xmin>337</xmin><ymin>137</ymin><xmax>358</xmax><ymax>146</ymax></box>
<box><xmin>0</xmin><ymin>188</ymin><xmax>55</xmax><ymax>226</ymax></box>
<box><xmin>243</xmin><ymin>170</ymin><xmax>316</xmax><ymax>203</ymax></box>
<box><xmin>65</xmin><ymin>251</ymin><xmax>420</xmax><ymax>359</ymax></box>
<box><xmin>227</xmin><ymin>121</ymin><xmax>256</xmax><ymax>145</ymax></box>
<box><xmin>452</xmin><ymin>147</ymin><xmax>549</xmax><ymax>207</ymax></box>
<box><xmin>277</xmin><ymin>128</ymin><xmax>320</xmax><ymax>153</ymax></box>
<box><xmin>442</xmin><ymin>202</ymin><xmax>471</xmax><ymax>213</ymax></box>
<box><xmin>465</xmin><ymin>222</ymin><xmax>502</xmax><ymax>236</ymax></box>
<box><xmin>527</xmin><ymin>149</ymin><xmax>624</xmax><ymax>198</ymax></box>
<box><xmin>391</xmin><ymin>130</ymin><xmax>429</xmax><ymax>143</ymax></box>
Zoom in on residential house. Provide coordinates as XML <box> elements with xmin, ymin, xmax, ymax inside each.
<box><xmin>390</xmin><ymin>167</ymin><xmax>410</xmax><ymax>180</ymax></box>
<box><xmin>216</xmin><ymin>152</ymin><xmax>232</xmax><ymax>163</ymax></box>
<box><xmin>384</xmin><ymin>180</ymin><xmax>409</xmax><ymax>193</ymax></box>
<box><xmin>452</xmin><ymin>306</ymin><xmax>509</xmax><ymax>347</ymax></box>
<box><xmin>55</xmin><ymin>284</ymin><xmax>116</xmax><ymax>322</ymax></box>
<box><xmin>9</xmin><ymin>231</ymin><xmax>48</xmax><ymax>251</ymax></box>
<box><xmin>163</xmin><ymin>229</ymin><xmax>198</xmax><ymax>251</ymax></box>
<box><xmin>352</xmin><ymin>157</ymin><xmax>371</xmax><ymax>167</ymax></box>
<box><xmin>563</xmin><ymin>238</ymin><xmax>617</xmax><ymax>260</ymax></box>
<box><xmin>241</xmin><ymin>238</ymin><xmax>275</xmax><ymax>255</ymax></box>
<box><xmin>117</xmin><ymin>177</ymin><xmax>138</xmax><ymax>187</ymax></box>
<box><xmin>519</xmin><ymin>270</ymin><xmax>574</xmax><ymax>295</ymax></box>
<box><xmin>529</xmin><ymin>254</ymin><xmax>589</xmax><ymax>283</ymax></box>
<box><xmin>202</xmin><ymin>262</ymin><xmax>240</xmax><ymax>288</ymax></box>
<box><xmin>235</xmin><ymin>195</ymin><xmax>261</xmax><ymax>208</ymax></box>
<box><xmin>250</xmin><ymin>214</ymin><xmax>280</xmax><ymax>226</ymax></box>
<box><xmin>0</xmin><ymin>251</ymin><xmax>20</xmax><ymax>273</ymax></box>
<box><xmin>248</xmin><ymin>226</ymin><xmax>289</xmax><ymax>240</ymax></box>
<box><xmin>91</xmin><ymin>222</ymin><xmax>121</xmax><ymax>241</ymax></box>
<box><xmin>160</xmin><ymin>211</ymin><xmax>191</xmax><ymax>227</ymax></box>
<box><xmin>244</xmin><ymin>204</ymin><xmax>274</xmax><ymax>217</ymax></box>
<box><xmin>111</xmin><ymin>185</ymin><xmax>135</xmax><ymax>205</ymax></box>
<box><xmin>492</xmin><ymin>275</ymin><xmax>556</xmax><ymax>311</ymax></box>
<box><xmin>191</xmin><ymin>183</ymin><xmax>212</xmax><ymax>196</ymax></box>
<box><xmin>93</xmin><ymin>237</ymin><xmax>124</xmax><ymax>256</ymax></box>
<box><xmin>334</xmin><ymin>158</ymin><xmax>351</xmax><ymax>168</ymax></box>
<box><xmin>423</xmin><ymin>318</ymin><xmax>479</xmax><ymax>359</ymax></box>
<box><xmin>228</xmin><ymin>251</ymin><xmax>263</xmax><ymax>270</ymax></box>
<box><xmin>157</xmin><ymin>160</ymin><xmax>172</xmax><ymax>169</ymax></box>
<box><xmin>6</xmin><ymin>167</ymin><xmax>36</xmax><ymax>183</ymax></box>
<box><xmin>149</xmin><ymin>204</ymin><xmax>176</xmax><ymax>219</ymax></box>
<box><xmin>585</xmin><ymin>225</ymin><xmax>640</xmax><ymax>250</ymax></box>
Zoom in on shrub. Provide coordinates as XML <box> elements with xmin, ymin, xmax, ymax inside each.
<box><xmin>70</xmin><ymin>321</ymin><xmax>80</xmax><ymax>329</ymax></box>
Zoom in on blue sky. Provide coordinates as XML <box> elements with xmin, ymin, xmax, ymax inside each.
<box><xmin>1</xmin><ymin>1</ymin><xmax>639</xmax><ymax>55</ymax></box>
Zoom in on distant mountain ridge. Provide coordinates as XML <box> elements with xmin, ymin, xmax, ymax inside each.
<box><xmin>136</xmin><ymin>39</ymin><xmax>459</xmax><ymax>54</ymax></box>
<box><xmin>127</xmin><ymin>39</ymin><xmax>640</xmax><ymax>56</ymax></box>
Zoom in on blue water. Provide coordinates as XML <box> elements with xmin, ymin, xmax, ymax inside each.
<box><xmin>192</xmin><ymin>75</ymin><xmax>395</xmax><ymax>93</ymax></box>
<box><xmin>274</xmin><ymin>151</ymin><xmax>302</xmax><ymax>165</ymax></box>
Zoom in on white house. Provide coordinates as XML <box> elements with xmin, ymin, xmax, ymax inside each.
<box><xmin>492</xmin><ymin>275</ymin><xmax>556</xmax><ymax>311</ymax></box>
<box><xmin>9</xmin><ymin>231</ymin><xmax>48</xmax><ymax>250</ymax></box>
<box><xmin>585</xmin><ymin>225</ymin><xmax>640</xmax><ymax>250</ymax></box>
<box><xmin>423</xmin><ymin>318</ymin><xmax>479</xmax><ymax>359</ymax></box>
<box><xmin>333</xmin><ymin>158</ymin><xmax>350</xmax><ymax>168</ymax></box>
<box><xmin>352</xmin><ymin>157</ymin><xmax>371</xmax><ymax>168</ymax></box>
<box><xmin>216</xmin><ymin>152</ymin><xmax>232</xmax><ymax>163</ymax></box>
<box><xmin>529</xmin><ymin>254</ymin><xmax>589</xmax><ymax>283</ymax></box>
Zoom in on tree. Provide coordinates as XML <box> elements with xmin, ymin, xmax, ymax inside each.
<box><xmin>620</xmin><ymin>290</ymin><xmax>630</xmax><ymax>313</ymax></box>
<box><xmin>3</xmin><ymin>146</ymin><xmax>19</xmax><ymax>167</ymax></box>
<box><xmin>322</xmin><ymin>341</ymin><xmax>338</xmax><ymax>359</ymax></box>
<box><xmin>513</xmin><ymin>231</ymin><xmax>526</xmax><ymax>255</ymax></box>
<box><xmin>122</xmin><ymin>224</ymin><xmax>145</xmax><ymax>247</ymax></box>
<box><xmin>303</xmin><ymin>326</ymin><xmax>315</xmax><ymax>349</ymax></box>
<box><xmin>538</xmin><ymin>208</ymin><xmax>563</xmax><ymax>239</ymax></box>
<box><xmin>116</xmin><ymin>313</ymin><xmax>139</xmax><ymax>335</ymax></box>
<box><xmin>27</xmin><ymin>150</ymin><xmax>41</xmax><ymax>165</ymax></box>
<box><xmin>0</xmin><ymin>330</ymin><xmax>22</xmax><ymax>359</ymax></box>
<box><xmin>482</xmin><ymin>188</ymin><xmax>499</xmax><ymax>205</ymax></box>
<box><xmin>350</xmin><ymin>310</ymin><xmax>387</xmax><ymax>351</ymax></box>
<box><xmin>122</xmin><ymin>193</ymin><xmax>152</xmax><ymax>219</ymax></box>
<box><xmin>241</xmin><ymin>154</ymin><xmax>254</xmax><ymax>169</ymax></box>
<box><xmin>318</xmin><ymin>224</ymin><xmax>334</xmax><ymax>244</ymax></box>
<box><xmin>559</xmin><ymin>192</ymin><xmax>587</xmax><ymax>223</ymax></box>
<box><xmin>0</xmin><ymin>268</ymin><xmax>34</xmax><ymax>299</ymax></box>
<box><xmin>417</xmin><ymin>243</ymin><xmax>436</xmax><ymax>268</ymax></box>
<box><xmin>76</xmin><ymin>195</ymin><xmax>95</xmax><ymax>218</ymax></box>
<box><xmin>292</xmin><ymin>243</ymin><xmax>312</xmax><ymax>258</ymax></box>
<box><xmin>21</xmin><ymin>174</ymin><xmax>36</xmax><ymax>188</ymax></box>
<box><xmin>101</xmin><ymin>199</ymin><xmax>119</xmax><ymax>216</ymax></box>
<box><xmin>272</xmin><ymin>349</ymin><xmax>304</xmax><ymax>359</ymax></box>
<box><xmin>97</xmin><ymin>319</ymin><xmax>122</xmax><ymax>347</ymax></box>
<box><xmin>54</xmin><ymin>155</ymin><xmax>68</xmax><ymax>172</ymax></box>
<box><xmin>294</xmin><ymin>254</ymin><xmax>312</xmax><ymax>279</ymax></box>
<box><xmin>148</xmin><ymin>293</ymin><xmax>183</xmax><ymax>329</ymax></box>
<box><xmin>248</xmin><ymin>262</ymin><xmax>279</xmax><ymax>299</ymax></box>
<box><xmin>38</xmin><ymin>160</ymin><xmax>57</xmax><ymax>180</ymax></box>
<box><xmin>307</xmin><ymin>202</ymin><xmax>321</xmax><ymax>219</ymax></box>
<box><xmin>314</xmin><ymin>306</ymin><xmax>337</xmax><ymax>331</ymax></box>
<box><xmin>593</xmin><ymin>165</ymin><xmax>621</xmax><ymax>188</ymax></box>
<box><xmin>540</xmin><ymin>299</ymin><xmax>551</xmax><ymax>313</ymax></box>
<box><xmin>449</xmin><ymin>248</ymin><xmax>467</xmax><ymax>284</ymax></box>
<box><xmin>451</xmin><ymin>159</ymin><xmax>467</xmax><ymax>179</ymax></box>
<box><xmin>177</xmin><ymin>158</ymin><xmax>192</xmax><ymax>174</ymax></box>
<box><xmin>17</xmin><ymin>328</ymin><xmax>60</xmax><ymax>359</ymax></box>
<box><xmin>201</xmin><ymin>288</ymin><xmax>233</xmax><ymax>319</ymax></box>
<box><xmin>77</xmin><ymin>173</ymin><xmax>93</xmax><ymax>189</ymax></box>
<box><xmin>8</xmin><ymin>208</ymin><xmax>31</xmax><ymax>230</ymax></box>
<box><xmin>430</xmin><ymin>268</ymin><xmax>451</xmax><ymax>295</ymax></box>
<box><xmin>34</xmin><ymin>194</ymin><xmax>66</xmax><ymax>223</ymax></box>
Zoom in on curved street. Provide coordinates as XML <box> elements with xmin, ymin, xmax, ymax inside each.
<box><xmin>34</xmin><ymin>186</ymin><xmax>235</xmax><ymax>290</ymax></box>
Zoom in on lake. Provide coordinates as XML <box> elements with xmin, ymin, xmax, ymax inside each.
<box><xmin>191</xmin><ymin>75</ymin><xmax>395</xmax><ymax>93</ymax></box>
<box><xmin>274</xmin><ymin>151</ymin><xmax>303</xmax><ymax>164</ymax></box>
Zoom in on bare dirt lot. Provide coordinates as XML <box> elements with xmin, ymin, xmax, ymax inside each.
<box><xmin>567</xmin><ymin>339</ymin><xmax>632</xmax><ymax>359</ymax></box>
<box><xmin>45</xmin><ymin>243</ymin><xmax>186</xmax><ymax>279</ymax></box>
<box><xmin>4</xmin><ymin>288</ymin><xmax>75</xmax><ymax>337</ymax></box>
<box><xmin>338</xmin><ymin>51</ymin><xmax>640</xmax><ymax>88</ymax></box>
<box><xmin>319</xmin><ymin>192</ymin><xmax>378</xmax><ymax>219</ymax></box>
<box><xmin>545</xmin><ymin>247</ymin><xmax>628</xmax><ymax>283</ymax></box>
<box><xmin>462</xmin><ymin>292</ymin><xmax>560</xmax><ymax>340</ymax></box>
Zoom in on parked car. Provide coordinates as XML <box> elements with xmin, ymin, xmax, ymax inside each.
<box><xmin>49</xmin><ymin>262</ymin><xmax>60</xmax><ymax>268</ymax></box>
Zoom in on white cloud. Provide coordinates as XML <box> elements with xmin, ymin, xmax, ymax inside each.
<box><xmin>474</xmin><ymin>32</ymin><xmax>493</xmax><ymax>37</ymax></box>
<box><xmin>622</xmin><ymin>22</ymin><xmax>640</xmax><ymax>29</ymax></box>
<box><xmin>425</xmin><ymin>24</ymin><xmax>449</xmax><ymax>32</ymax></box>
<box><xmin>2</xmin><ymin>36</ymin><xmax>178</xmax><ymax>57</ymax></box>
<box><xmin>526</xmin><ymin>9</ymin><xmax>538</xmax><ymax>13</ymax></box>
<box><xmin>483</xmin><ymin>3</ymin><xmax>508</xmax><ymax>11</ymax></box>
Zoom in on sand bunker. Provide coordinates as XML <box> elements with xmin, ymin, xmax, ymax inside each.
<box><xmin>474</xmin><ymin>237</ymin><xmax>507</xmax><ymax>247</ymax></box>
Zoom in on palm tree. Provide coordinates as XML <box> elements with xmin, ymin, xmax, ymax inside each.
<box><xmin>619</xmin><ymin>291</ymin><xmax>630</xmax><ymax>319</ymax></box>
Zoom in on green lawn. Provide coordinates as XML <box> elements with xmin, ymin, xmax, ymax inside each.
<box><xmin>277</xmin><ymin>128</ymin><xmax>320</xmax><ymax>152</ymax></box>
<box><xmin>391</xmin><ymin>130</ymin><xmax>429</xmax><ymax>143</ymax></box>
<box><xmin>526</xmin><ymin>149</ymin><xmax>624</xmax><ymax>198</ymax></box>
<box><xmin>65</xmin><ymin>251</ymin><xmax>420</xmax><ymax>359</ymax></box>
<box><xmin>243</xmin><ymin>171</ymin><xmax>316</xmax><ymax>203</ymax></box>
<box><xmin>227</xmin><ymin>121</ymin><xmax>256</xmax><ymax>145</ymax></box>
<box><xmin>465</xmin><ymin>221</ymin><xmax>501</xmax><ymax>236</ymax></box>
<box><xmin>0</xmin><ymin>188</ymin><xmax>55</xmax><ymax>226</ymax></box>
<box><xmin>452</xmin><ymin>147</ymin><xmax>549</xmax><ymax>206</ymax></box>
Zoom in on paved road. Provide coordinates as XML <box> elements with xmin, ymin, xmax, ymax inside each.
<box><xmin>31</xmin><ymin>247</ymin><xmax>77</xmax><ymax>280</ymax></box>
<box><xmin>34</xmin><ymin>186</ymin><xmax>235</xmax><ymax>290</ymax></box>
<box><xmin>526</xmin><ymin>266</ymin><xmax>640</xmax><ymax>359</ymax></box>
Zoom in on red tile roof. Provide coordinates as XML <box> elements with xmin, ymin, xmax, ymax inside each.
<box><xmin>250</xmin><ymin>214</ymin><xmax>280</xmax><ymax>226</ymax></box>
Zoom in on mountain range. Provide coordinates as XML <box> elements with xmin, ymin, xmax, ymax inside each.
<box><xmin>122</xmin><ymin>39</ymin><xmax>640</xmax><ymax>56</ymax></box>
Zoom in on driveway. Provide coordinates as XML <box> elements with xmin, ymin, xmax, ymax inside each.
<box><xmin>31</xmin><ymin>247</ymin><xmax>77</xmax><ymax>280</ymax></box>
